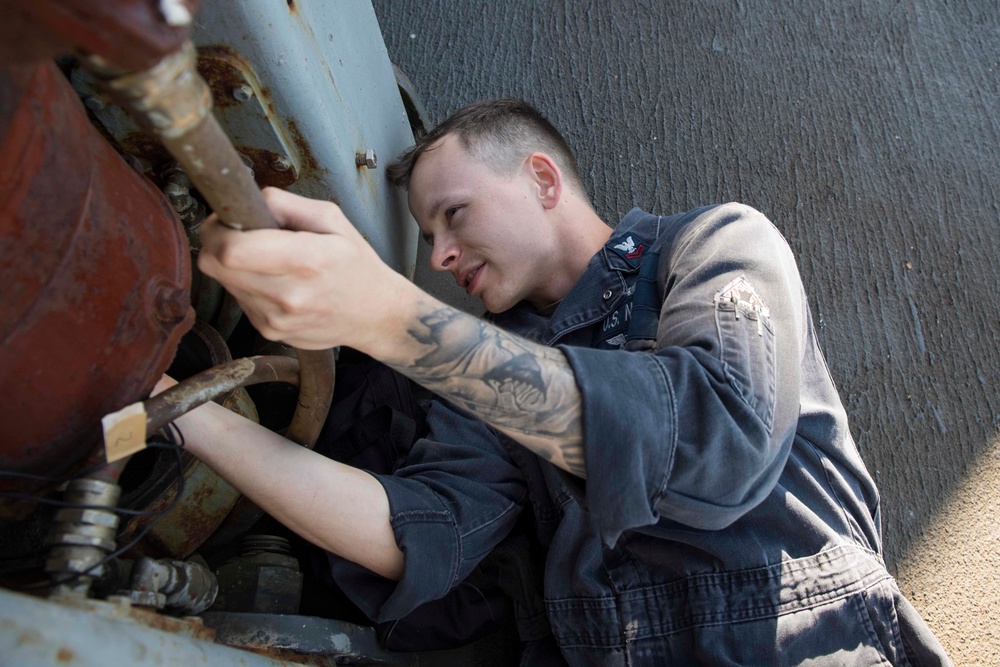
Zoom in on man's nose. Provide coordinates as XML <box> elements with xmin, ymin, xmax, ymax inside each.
<box><xmin>429</xmin><ymin>239</ymin><xmax>459</xmax><ymax>272</ymax></box>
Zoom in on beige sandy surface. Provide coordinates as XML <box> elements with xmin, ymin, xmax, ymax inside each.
<box><xmin>896</xmin><ymin>436</ymin><xmax>1000</xmax><ymax>666</ymax></box>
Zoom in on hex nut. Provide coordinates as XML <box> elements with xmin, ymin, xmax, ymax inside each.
<box><xmin>53</xmin><ymin>508</ymin><xmax>120</xmax><ymax>528</ymax></box>
<box><xmin>272</xmin><ymin>156</ymin><xmax>292</xmax><ymax>172</ymax></box>
<box><xmin>130</xmin><ymin>590</ymin><xmax>167</xmax><ymax>609</ymax></box>
<box><xmin>355</xmin><ymin>149</ymin><xmax>378</xmax><ymax>169</ymax></box>
<box><xmin>213</xmin><ymin>551</ymin><xmax>302</xmax><ymax>614</ymax></box>
<box><xmin>46</xmin><ymin>554</ymin><xmax>102</xmax><ymax>574</ymax></box>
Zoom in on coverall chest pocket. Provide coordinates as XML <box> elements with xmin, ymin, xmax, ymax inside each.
<box><xmin>713</xmin><ymin>289</ymin><xmax>776</xmax><ymax>433</ymax></box>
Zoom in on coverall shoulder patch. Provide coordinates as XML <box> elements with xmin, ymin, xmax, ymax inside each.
<box><xmin>611</xmin><ymin>235</ymin><xmax>645</xmax><ymax>260</ymax></box>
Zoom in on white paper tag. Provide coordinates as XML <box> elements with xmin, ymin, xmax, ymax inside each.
<box><xmin>102</xmin><ymin>402</ymin><xmax>148</xmax><ymax>463</ymax></box>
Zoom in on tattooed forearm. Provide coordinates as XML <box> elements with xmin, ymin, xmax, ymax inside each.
<box><xmin>388</xmin><ymin>302</ymin><xmax>587</xmax><ymax>478</ymax></box>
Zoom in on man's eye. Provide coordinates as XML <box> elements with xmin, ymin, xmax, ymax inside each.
<box><xmin>445</xmin><ymin>206</ymin><xmax>459</xmax><ymax>220</ymax></box>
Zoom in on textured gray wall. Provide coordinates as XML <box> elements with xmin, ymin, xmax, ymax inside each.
<box><xmin>374</xmin><ymin>1</ymin><xmax>999</xmax><ymax>656</ymax></box>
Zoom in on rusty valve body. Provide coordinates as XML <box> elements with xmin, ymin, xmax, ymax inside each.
<box><xmin>0</xmin><ymin>62</ymin><xmax>193</xmax><ymax>479</ymax></box>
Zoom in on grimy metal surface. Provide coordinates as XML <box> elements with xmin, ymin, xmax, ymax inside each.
<box><xmin>0</xmin><ymin>62</ymin><xmax>192</xmax><ymax>476</ymax></box>
<box><xmin>0</xmin><ymin>588</ymin><xmax>303</xmax><ymax>667</ymax></box>
<box><xmin>144</xmin><ymin>355</ymin><xmax>300</xmax><ymax>436</ymax></box>
<box><xmin>192</xmin><ymin>0</ymin><xmax>421</xmax><ymax>279</ymax></box>
<box><xmin>202</xmin><ymin>611</ymin><xmax>415</xmax><ymax>665</ymax></box>
<box><xmin>374</xmin><ymin>1</ymin><xmax>1000</xmax><ymax>662</ymax></box>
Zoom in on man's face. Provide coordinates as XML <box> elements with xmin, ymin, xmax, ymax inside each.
<box><xmin>408</xmin><ymin>134</ymin><xmax>559</xmax><ymax>313</ymax></box>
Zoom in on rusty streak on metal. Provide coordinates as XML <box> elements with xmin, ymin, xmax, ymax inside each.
<box><xmin>98</xmin><ymin>597</ymin><xmax>218</xmax><ymax>643</ymax></box>
<box><xmin>86</xmin><ymin>42</ymin><xmax>274</xmax><ymax>230</ymax></box>
<box><xmin>282</xmin><ymin>117</ymin><xmax>321</xmax><ymax>175</ymax></box>
<box><xmin>194</xmin><ymin>47</ymin><xmax>298</xmax><ymax>188</ymax></box>
<box><xmin>232</xmin><ymin>145</ymin><xmax>298</xmax><ymax>189</ymax></box>
<box><xmin>195</xmin><ymin>45</ymin><xmax>250</xmax><ymax>109</ymax></box>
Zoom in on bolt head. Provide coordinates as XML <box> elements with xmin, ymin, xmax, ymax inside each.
<box><xmin>233</xmin><ymin>85</ymin><xmax>254</xmax><ymax>102</ymax></box>
<box><xmin>272</xmin><ymin>156</ymin><xmax>292</xmax><ymax>172</ymax></box>
<box><xmin>356</xmin><ymin>149</ymin><xmax>378</xmax><ymax>169</ymax></box>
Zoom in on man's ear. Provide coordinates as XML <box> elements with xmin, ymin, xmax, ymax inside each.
<box><xmin>526</xmin><ymin>152</ymin><xmax>563</xmax><ymax>210</ymax></box>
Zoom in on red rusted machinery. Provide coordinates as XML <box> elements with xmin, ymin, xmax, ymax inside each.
<box><xmin>0</xmin><ymin>61</ymin><xmax>192</xmax><ymax>477</ymax></box>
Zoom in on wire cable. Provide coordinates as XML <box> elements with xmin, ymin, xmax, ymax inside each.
<box><xmin>0</xmin><ymin>432</ymin><xmax>186</xmax><ymax>517</ymax></box>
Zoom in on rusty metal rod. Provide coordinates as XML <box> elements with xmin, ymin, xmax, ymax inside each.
<box><xmin>84</xmin><ymin>43</ymin><xmax>273</xmax><ymax>228</ymax></box>
<box><xmin>152</xmin><ymin>83</ymin><xmax>279</xmax><ymax>231</ymax></box>
<box><xmin>84</xmin><ymin>42</ymin><xmax>335</xmax><ymax>447</ymax></box>
<box><xmin>145</xmin><ymin>355</ymin><xmax>300</xmax><ymax>435</ymax></box>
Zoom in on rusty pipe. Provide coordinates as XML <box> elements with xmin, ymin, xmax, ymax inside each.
<box><xmin>84</xmin><ymin>41</ymin><xmax>335</xmax><ymax>447</ymax></box>
<box><xmin>145</xmin><ymin>355</ymin><xmax>301</xmax><ymax>436</ymax></box>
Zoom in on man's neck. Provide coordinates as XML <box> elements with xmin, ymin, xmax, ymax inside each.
<box><xmin>528</xmin><ymin>204</ymin><xmax>612</xmax><ymax>311</ymax></box>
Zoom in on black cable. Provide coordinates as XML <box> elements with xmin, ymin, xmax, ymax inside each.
<box><xmin>0</xmin><ymin>436</ymin><xmax>186</xmax><ymax>517</ymax></box>
<box><xmin>164</xmin><ymin>421</ymin><xmax>186</xmax><ymax>449</ymax></box>
<box><xmin>0</xmin><ymin>422</ymin><xmax>187</xmax><ymax>485</ymax></box>
<box><xmin>15</xmin><ymin>427</ymin><xmax>187</xmax><ymax>592</ymax></box>
<box><xmin>0</xmin><ymin>494</ymin><xmax>183</xmax><ymax>516</ymax></box>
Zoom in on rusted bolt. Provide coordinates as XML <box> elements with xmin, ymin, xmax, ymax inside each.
<box><xmin>164</xmin><ymin>181</ymin><xmax>194</xmax><ymax>208</ymax></box>
<box><xmin>152</xmin><ymin>278</ymin><xmax>190</xmax><ymax>325</ymax></box>
<box><xmin>233</xmin><ymin>85</ymin><xmax>254</xmax><ymax>102</ymax></box>
<box><xmin>272</xmin><ymin>156</ymin><xmax>292</xmax><ymax>172</ymax></box>
<box><xmin>355</xmin><ymin>149</ymin><xmax>377</xmax><ymax>169</ymax></box>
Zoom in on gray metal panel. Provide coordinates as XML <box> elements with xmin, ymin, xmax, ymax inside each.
<box><xmin>192</xmin><ymin>0</ymin><xmax>418</xmax><ymax>277</ymax></box>
<box><xmin>0</xmin><ymin>588</ymin><xmax>297</xmax><ymax>667</ymax></box>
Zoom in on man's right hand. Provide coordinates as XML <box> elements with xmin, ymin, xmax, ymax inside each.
<box><xmin>196</xmin><ymin>187</ymin><xmax>419</xmax><ymax>352</ymax></box>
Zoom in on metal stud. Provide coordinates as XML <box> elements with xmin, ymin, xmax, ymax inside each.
<box><xmin>355</xmin><ymin>149</ymin><xmax>378</xmax><ymax>169</ymax></box>
<box><xmin>232</xmin><ymin>85</ymin><xmax>254</xmax><ymax>102</ymax></box>
<box><xmin>603</xmin><ymin>289</ymin><xmax>613</xmax><ymax>300</ymax></box>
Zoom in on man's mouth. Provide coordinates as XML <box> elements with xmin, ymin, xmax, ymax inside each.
<box><xmin>462</xmin><ymin>264</ymin><xmax>484</xmax><ymax>296</ymax></box>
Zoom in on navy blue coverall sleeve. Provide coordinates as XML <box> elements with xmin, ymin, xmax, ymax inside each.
<box><xmin>326</xmin><ymin>399</ymin><xmax>527</xmax><ymax>621</ymax></box>
<box><xmin>561</xmin><ymin>203</ymin><xmax>807</xmax><ymax>545</ymax></box>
